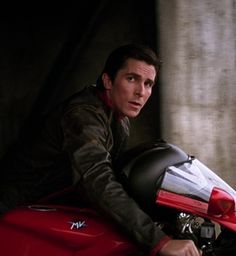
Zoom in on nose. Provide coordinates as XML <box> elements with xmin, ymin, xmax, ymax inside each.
<box><xmin>135</xmin><ymin>83</ymin><xmax>145</xmax><ymax>97</ymax></box>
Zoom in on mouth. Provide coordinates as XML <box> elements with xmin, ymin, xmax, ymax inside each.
<box><xmin>128</xmin><ymin>101</ymin><xmax>142</xmax><ymax>109</ymax></box>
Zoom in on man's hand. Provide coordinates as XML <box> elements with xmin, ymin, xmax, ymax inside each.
<box><xmin>159</xmin><ymin>239</ymin><xmax>202</xmax><ymax>256</ymax></box>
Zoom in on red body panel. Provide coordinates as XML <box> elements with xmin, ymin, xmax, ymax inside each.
<box><xmin>157</xmin><ymin>189</ymin><xmax>236</xmax><ymax>233</ymax></box>
<box><xmin>0</xmin><ymin>205</ymin><xmax>138</xmax><ymax>256</ymax></box>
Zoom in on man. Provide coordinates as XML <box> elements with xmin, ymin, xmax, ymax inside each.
<box><xmin>0</xmin><ymin>44</ymin><xmax>201</xmax><ymax>255</ymax></box>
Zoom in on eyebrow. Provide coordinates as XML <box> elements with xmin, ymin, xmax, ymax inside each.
<box><xmin>126</xmin><ymin>72</ymin><xmax>155</xmax><ymax>84</ymax></box>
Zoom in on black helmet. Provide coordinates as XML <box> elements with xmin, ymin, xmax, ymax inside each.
<box><xmin>117</xmin><ymin>140</ymin><xmax>189</xmax><ymax>217</ymax></box>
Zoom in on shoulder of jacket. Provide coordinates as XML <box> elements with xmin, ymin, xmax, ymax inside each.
<box><xmin>63</xmin><ymin>85</ymin><xmax>107</xmax><ymax>115</ymax></box>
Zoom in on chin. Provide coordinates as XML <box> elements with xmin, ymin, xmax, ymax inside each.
<box><xmin>126</xmin><ymin>111</ymin><xmax>140</xmax><ymax>118</ymax></box>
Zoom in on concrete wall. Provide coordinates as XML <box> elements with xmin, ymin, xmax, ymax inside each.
<box><xmin>156</xmin><ymin>0</ymin><xmax>236</xmax><ymax>187</ymax></box>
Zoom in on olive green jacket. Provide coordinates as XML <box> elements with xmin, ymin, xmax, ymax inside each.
<box><xmin>0</xmin><ymin>85</ymin><xmax>167</xmax><ymax>253</ymax></box>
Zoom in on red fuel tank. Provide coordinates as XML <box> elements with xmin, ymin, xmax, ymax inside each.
<box><xmin>0</xmin><ymin>205</ymin><xmax>138</xmax><ymax>256</ymax></box>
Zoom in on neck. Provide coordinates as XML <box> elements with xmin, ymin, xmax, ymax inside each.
<box><xmin>96</xmin><ymin>89</ymin><xmax>125</xmax><ymax>120</ymax></box>
<box><xmin>97</xmin><ymin>89</ymin><xmax>113</xmax><ymax>109</ymax></box>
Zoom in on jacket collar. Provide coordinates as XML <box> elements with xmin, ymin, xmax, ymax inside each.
<box><xmin>96</xmin><ymin>89</ymin><xmax>125</xmax><ymax>121</ymax></box>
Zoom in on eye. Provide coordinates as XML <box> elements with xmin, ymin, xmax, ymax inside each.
<box><xmin>127</xmin><ymin>75</ymin><xmax>135</xmax><ymax>82</ymax></box>
<box><xmin>144</xmin><ymin>81</ymin><xmax>154</xmax><ymax>88</ymax></box>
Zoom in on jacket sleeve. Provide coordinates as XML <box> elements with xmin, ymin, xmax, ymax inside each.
<box><xmin>61</xmin><ymin>106</ymin><xmax>168</xmax><ymax>253</ymax></box>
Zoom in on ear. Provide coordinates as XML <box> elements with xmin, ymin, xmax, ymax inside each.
<box><xmin>102</xmin><ymin>73</ymin><xmax>112</xmax><ymax>90</ymax></box>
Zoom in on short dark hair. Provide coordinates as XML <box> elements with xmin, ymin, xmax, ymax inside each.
<box><xmin>96</xmin><ymin>44</ymin><xmax>162</xmax><ymax>91</ymax></box>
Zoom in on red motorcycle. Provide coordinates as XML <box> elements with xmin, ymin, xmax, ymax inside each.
<box><xmin>0</xmin><ymin>141</ymin><xmax>236</xmax><ymax>255</ymax></box>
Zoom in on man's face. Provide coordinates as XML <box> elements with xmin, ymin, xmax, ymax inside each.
<box><xmin>102</xmin><ymin>58</ymin><xmax>157</xmax><ymax>118</ymax></box>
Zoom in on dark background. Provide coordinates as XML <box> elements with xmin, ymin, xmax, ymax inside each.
<box><xmin>0</xmin><ymin>1</ymin><xmax>161</xmax><ymax>157</ymax></box>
